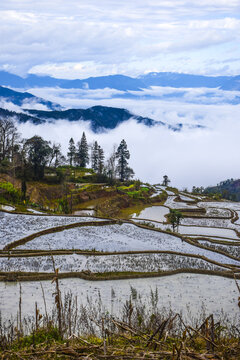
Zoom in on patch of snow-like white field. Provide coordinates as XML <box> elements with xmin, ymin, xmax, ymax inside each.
<box><xmin>0</xmin><ymin>212</ymin><xmax>105</xmax><ymax>249</ymax></box>
<box><xmin>188</xmin><ymin>235</ymin><xmax>240</xmax><ymax>243</ymax></box>
<box><xmin>181</xmin><ymin>193</ymin><xmax>204</xmax><ymax>200</ymax></box>
<box><xmin>1</xmin><ymin>275</ymin><xmax>239</xmax><ymax>323</ymax></box>
<box><xmin>17</xmin><ymin>223</ymin><xmax>181</xmax><ymax>251</ymax></box>
<box><xmin>27</xmin><ymin>208</ymin><xmax>44</xmax><ymax>214</ymax></box>
<box><xmin>164</xmin><ymin>196</ymin><xmax>199</xmax><ymax>209</ymax></box>
<box><xmin>73</xmin><ymin>210</ymin><xmax>96</xmax><ymax>216</ymax></box>
<box><xmin>0</xmin><ymin>205</ymin><xmax>15</xmax><ymax>211</ymax></box>
<box><xmin>198</xmin><ymin>201</ymin><xmax>240</xmax><ymax>211</ymax></box>
<box><xmin>205</xmin><ymin>207</ymin><xmax>232</xmax><ymax>218</ymax></box>
<box><xmin>156</xmin><ymin>186</ymin><xmax>175</xmax><ymax>195</ymax></box>
<box><xmin>198</xmin><ymin>241</ymin><xmax>240</xmax><ymax>259</ymax></box>
<box><xmin>133</xmin><ymin>219</ymin><xmax>240</xmax><ymax>241</ymax></box>
<box><xmin>16</xmin><ymin>223</ymin><xmax>240</xmax><ymax>265</ymax></box>
<box><xmin>178</xmin><ymin>225</ymin><xmax>239</xmax><ymax>240</ymax></box>
<box><xmin>0</xmin><ymin>253</ymin><xmax>225</xmax><ymax>273</ymax></box>
<box><xmin>181</xmin><ymin>217</ymin><xmax>233</xmax><ymax>228</ymax></box>
<box><xmin>179</xmin><ymin>194</ymin><xmax>196</xmax><ymax>202</ymax></box>
<box><xmin>234</xmin><ymin>211</ymin><xmax>240</xmax><ymax>225</ymax></box>
<box><xmin>150</xmin><ymin>188</ymin><xmax>163</xmax><ymax>198</ymax></box>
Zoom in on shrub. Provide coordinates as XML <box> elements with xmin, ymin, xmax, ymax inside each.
<box><xmin>0</xmin><ymin>182</ymin><xmax>22</xmax><ymax>203</ymax></box>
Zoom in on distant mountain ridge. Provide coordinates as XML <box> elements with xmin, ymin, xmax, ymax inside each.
<box><xmin>0</xmin><ymin>105</ymin><xmax>164</xmax><ymax>132</ymax></box>
<box><xmin>0</xmin><ymin>70</ymin><xmax>240</xmax><ymax>91</ymax></box>
<box><xmin>139</xmin><ymin>72</ymin><xmax>240</xmax><ymax>91</ymax></box>
<box><xmin>26</xmin><ymin>106</ymin><xmax>162</xmax><ymax>131</ymax></box>
<box><xmin>0</xmin><ymin>72</ymin><xmax>145</xmax><ymax>91</ymax></box>
<box><xmin>0</xmin><ymin>85</ymin><xmax>60</xmax><ymax>110</ymax></box>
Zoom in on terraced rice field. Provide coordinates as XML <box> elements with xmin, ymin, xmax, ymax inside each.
<box><xmin>1</xmin><ymin>274</ymin><xmax>239</xmax><ymax>323</ymax></box>
<box><xmin>1</xmin><ymin>191</ymin><xmax>240</xmax><ymax>321</ymax></box>
<box><xmin>0</xmin><ymin>212</ymin><xmax>106</xmax><ymax>249</ymax></box>
<box><xmin>132</xmin><ymin>205</ymin><xmax>169</xmax><ymax>222</ymax></box>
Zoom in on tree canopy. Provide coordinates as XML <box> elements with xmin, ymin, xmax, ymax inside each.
<box><xmin>24</xmin><ymin>135</ymin><xmax>52</xmax><ymax>180</ymax></box>
<box><xmin>116</xmin><ymin>139</ymin><xmax>134</xmax><ymax>182</ymax></box>
<box><xmin>76</xmin><ymin>132</ymin><xmax>89</xmax><ymax>167</ymax></box>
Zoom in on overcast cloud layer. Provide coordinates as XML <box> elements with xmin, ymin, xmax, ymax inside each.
<box><xmin>1</xmin><ymin>0</ymin><xmax>240</xmax><ymax>77</ymax></box>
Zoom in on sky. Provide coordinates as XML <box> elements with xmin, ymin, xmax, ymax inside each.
<box><xmin>0</xmin><ymin>0</ymin><xmax>240</xmax><ymax>78</ymax></box>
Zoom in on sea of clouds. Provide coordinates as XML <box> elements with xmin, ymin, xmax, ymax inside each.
<box><xmin>11</xmin><ymin>86</ymin><xmax>240</xmax><ymax>190</ymax></box>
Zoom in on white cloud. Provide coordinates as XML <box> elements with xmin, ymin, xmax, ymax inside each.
<box><xmin>0</xmin><ymin>2</ymin><xmax>240</xmax><ymax>77</ymax></box>
<box><xmin>28</xmin><ymin>85</ymin><xmax>240</xmax><ymax>109</ymax></box>
<box><xmin>15</xmin><ymin>92</ymin><xmax>240</xmax><ymax>190</ymax></box>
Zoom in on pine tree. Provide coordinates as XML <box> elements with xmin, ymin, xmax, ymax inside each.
<box><xmin>76</xmin><ymin>132</ymin><xmax>89</xmax><ymax>167</ymax></box>
<box><xmin>97</xmin><ymin>144</ymin><xmax>104</xmax><ymax>174</ymax></box>
<box><xmin>116</xmin><ymin>139</ymin><xmax>134</xmax><ymax>181</ymax></box>
<box><xmin>91</xmin><ymin>141</ymin><xmax>105</xmax><ymax>174</ymax></box>
<box><xmin>91</xmin><ymin>141</ymin><xmax>99</xmax><ymax>172</ymax></box>
<box><xmin>67</xmin><ymin>138</ymin><xmax>76</xmax><ymax>166</ymax></box>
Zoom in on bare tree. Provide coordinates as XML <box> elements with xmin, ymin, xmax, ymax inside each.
<box><xmin>106</xmin><ymin>145</ymin><xmax>117</xmax><ymax>182</ymax></box>
<box><xmin>49</xmin><ymin>143</ymin><xmax>62</xmax><ymax>168</ymax></box>
<box><xmin>0</xmin><ymin>117</ymin><xmax>19</xmax><ymax>162</ymax></box>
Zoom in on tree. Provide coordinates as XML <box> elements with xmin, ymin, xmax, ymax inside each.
<box><xmin>75</xmin><ymin>132</ymin><xmax>89</xmax><ymax>167</ymax></box>
<box><xmin>91</xmin><ymin>141</ymin><xmax>105</xmax><ymax>177</ymax></box>
<box><xmin>24</xmin><ymin>136</ymin><xmax>52</xmax><ymax>180</ymax></box>
<box><xmin>49</xmin><ymin>143</ymin><xmax>62</xmax><ymax>168</ymax></box>
<box><xmin>163</xmin><ymin>175</ymin><xmax>170</xmax><ymax>187</ymax></box>
<box><xmin>116</xmin><ymin>139</ymin><xmax>134</xmax><ymax>181</ymax></box>
<box><xmin>97</xmin><ymin>144</ymin><xmax>104</xmax><ymax>175</ymax></box>
<box><xmin>67</xmin><ymin>138</ymin><xmax>76</xmax><ymax>166</ymax></box>
<box><xmin>0</xmin><ymin>117</ymin><xmax>19</xmax><ymax>162</ymax></box>
<box><xmin>168</xmin><ymin>209</ymin><xmax>183</xmax><ymax>232</ymax></box>
<box><xmin>105</xmin><ymin>145</ymin><xmax>117</xmax><ymax>183</ymax></box>
<box><xmin>91</xmin><ymin>141</ymin><xmax>99</xmax><ymax>172</ymax></box>
<box><xmin>192</xmin><ymin>186</ymin><xmax>204</xmax><ymax>194</ymax></box>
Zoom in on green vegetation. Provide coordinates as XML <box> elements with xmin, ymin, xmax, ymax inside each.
<box><xmin>117</xmin><ymin>184</ymin><xmax>150</xmax><ymax>200</ymax></box>
<box><xmin>205</xmin><ymin>178</ymin><xmax>240</xmax><ymax>201</ymax></box>
<box><xmin>11</xmin><ymin>327</ymin><xmax>62</xmax><ymax>350</ymax></box>
<box><xmin>0</xmin><ymin>181</ymin><xmax>22</xmax><ymax>203</ymax></box>
<box><xmin>0</xmin><ymin>117</ymin><xmax>143</xmax><ymax>214</ymax></box>
<box><xmin>168</xmin><ymin>209</ymin><xmax>183</xmax><ymax>231</ymax></box>
<box><xmin>116</xmin><ymin>139</ymin><xmax>134</xmax><ymax>181</ymax></box>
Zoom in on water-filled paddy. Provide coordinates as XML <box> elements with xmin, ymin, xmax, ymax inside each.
<box><xmin>179</xmin><ymin>194</ymin><xmax>196</xmax><ymax>202</ymax></box>
<box><xmin>0</xmin><ymin>274</ymin><xmax>239</xmax><ymax>323</ymax></box>
<box><xmin>0</xmin><ymin>212</ymin><xmax>104</xmax><ymax>249</ymax></box>
<box><xmin>16</xmin><ymin>223</ymin><xmax>240</xmax><ymax>265</ymax></box>
<box><xmin>73</xmin><ymin>209</ymin><xmax>96</xmax><ymax>216</ymax></box>
<box><xmin>0</xmin><ymin>252</ymin><xmax>225</xmax><ymax>273</ymax></box>
<box><xmin>198</xmin><ymin>201</ymin><xmax>240</xmax><ymax>211</ymax></box>
<box><xmin>2</xmin><ymin>195</ymin><xmax>240</xmax><ymax>330</ymax></box>
<box><xmin>165</xmin><ymin>196</ymin><xmax>199</xmax><ymax>209</ymax></box>
<box><xmin>181</xmin><ymin>217</ymin><xmax>233</xmax><ymax>228</ymax></box>
<box><xmin>178</xmin><ymin>225</ymin><xmax>239</xmax><ymax>239</ymax></box>
<box><xmin>132</xmin><ymin>205</ymin><xmax>169</xmax><ymax>222</ymax></box>
<box><xmin>0</xmin><ymin>205</ymin><xmax>15</xmax><ymax>211</ymax></box>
